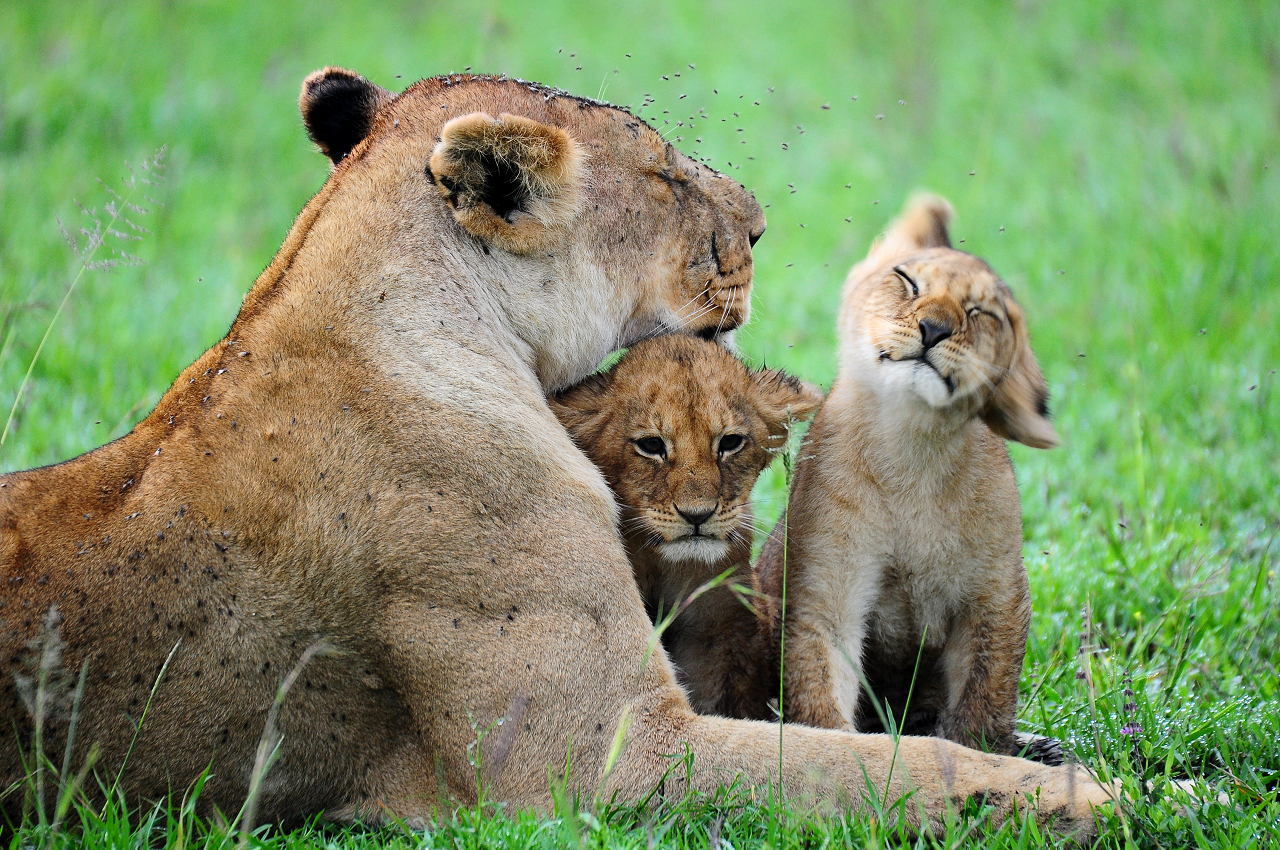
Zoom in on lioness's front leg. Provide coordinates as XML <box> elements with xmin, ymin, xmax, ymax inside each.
<box><xmin>609</xmin><ymin>702</ymin><xmax>1112</xmax><ymax>838</ymax></box>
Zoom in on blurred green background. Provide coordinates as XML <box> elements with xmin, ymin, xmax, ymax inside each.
<box><xmin>2</xmin><ymin>0</ymin><xmax>1278</xmax><ymax>843</ymax></box>
<box><xmin>5</xmin><ymin>1</ymin><xmax>1275</xmax><ymax>475</ymax></box>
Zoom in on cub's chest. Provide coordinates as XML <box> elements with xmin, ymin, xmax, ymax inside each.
<box><xmin>862</xmin><ymin>499</ymin><xmax>1003</xmax><ymax>638</ymax></box>
<box><xmin>867</xmin><ymin>554</ymin><xmax>963</xmax><ymax>655</ymax></box>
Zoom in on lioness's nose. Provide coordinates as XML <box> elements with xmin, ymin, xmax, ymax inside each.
<box><xmin>919</xmin><ymin>318</ymin><xmax>953</xmax><ymax>351</ymax></box>
<box><xmin>675</xmin><ymin>505</ymin><xmax>716</xmax><ymax>527</ymax></box>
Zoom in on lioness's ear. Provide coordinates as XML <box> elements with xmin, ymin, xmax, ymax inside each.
<box><xmin>300</xmin><ymin>67</ymin><xmax>393</xmax><ymax>165</ymax></box>
<box><xmin>429</xmin><ymin>112</ymin><xmax>585</xmax><ymax>254</ymax></box>
<box><xmin>752</xmin><ymin>369</ymin><xmax>824</xmax><ymax>433</ymax></box>
<box><xmin>548</xmin><ymin>373</ymin><xmax>613</xmax><ymax>441</ymax></box>
<box><xmin>982</xmin><ymin>301</ymin><xmax>1059</xmax><ymax>449</ymax></box>
<box><xmin>866</xmin><ymin>194</ymin><xmax>954</xmax><ymax>265</ymax></box>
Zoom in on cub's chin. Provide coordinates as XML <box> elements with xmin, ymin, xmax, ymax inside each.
<box><xmin>897</xmin><ymin>358</ymin><xmax>955</xmax><ymax>409</ymax></box>
<box><xmin>863</xmin><ymin>341</ymin><xmax>958</xmax><ymax>411</ymax></box>
<box><xmin>658</xmin><ymin>537</ymin><xmax>731</xmax><ymax>565</ymax></box>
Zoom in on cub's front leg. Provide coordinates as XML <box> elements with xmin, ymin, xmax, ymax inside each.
<box><xmin>936</xmin><ymin>570</ymin><xmax>1031</xmax><ymax>754</ymax></box>
<box><xmin>779</xmin><ymin>614</ymin><xmax>853</xmax><ymax>729</ymax></box>
<box><xmin>780</xmin><ymin>551</ymin><xmax>884</xmax><ymax>731</ymax></box>
<box><xmin>665</xmin><ymin>576</ymin><xmax>776</xmax><ymax>720</ymax></box>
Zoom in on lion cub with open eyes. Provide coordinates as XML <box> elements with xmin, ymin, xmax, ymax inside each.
<box><xmin>553</xmin><ymin>335</ymin><xmax>822</xmax><ymax>719</ymax></box>
<box><xmin>758</xmin><ymin>196</ymin><xmax>1057</xmax><ymax>755</ymax></box>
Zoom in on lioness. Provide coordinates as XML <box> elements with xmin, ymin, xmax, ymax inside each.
<box><xmin>759</xmin><ymin>196</ymin><xmax>1055</xmax><ymax>756</ymax></box>
<box><xmin>1</xmin><ymin>70</ymin><xmax>1110</xmax><ymax>836</ymax></box>
<box><xmin>551</xmin><ymin>335</ymin><xmax>821</xmax><ymax>719</ymax></box>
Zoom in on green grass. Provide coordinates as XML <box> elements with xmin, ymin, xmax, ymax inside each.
<box><xmin>2</xmin><ymin>0</ymin><xmax>1278</xmax><ymax>846</ymax></box>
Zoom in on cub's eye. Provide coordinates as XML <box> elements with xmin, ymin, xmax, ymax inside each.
<box><xmin>717</xmin><ymin>434</ymin><xmax>746</xmax><ymax>455</ymax></box>
<box><xmin>893</xmin><ymin>266</ymin><xmax>919</xmax><ymax>298</ymax></box>
<box><xmin>634</xmin><ymin>436</ymin><xmax>667</xmax><ymax>459</ymax></box>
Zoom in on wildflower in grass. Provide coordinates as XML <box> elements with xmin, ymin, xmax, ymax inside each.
<box><xmin>1076</xmin><ymin>605</ymin><xmax>1093</xmax><ymax>680</ymax></box>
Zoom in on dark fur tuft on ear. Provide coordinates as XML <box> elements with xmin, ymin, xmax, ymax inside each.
<box><xmin>300</xmin><ymin>67</ymin><xmax>392</xmax><ymax>165</ymax></box>
<box><xmin>430</xmin><ymin>112</ymin><xmax>584</xmax><ymax>254</ymax></box>
<box><xmin>752</xmin><ymin>369</ymin><xmax>824</xmax><ymax>435</ymax></box>
<box><xmin>548</xmin><ymin>372</ymin><xmax>614</xmax><ymax>444</ymax></box>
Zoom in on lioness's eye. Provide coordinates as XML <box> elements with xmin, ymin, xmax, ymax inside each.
<box><xmin>718</xmin><ymin>434</ymin><xmax>745</xmax><ymax>455</ymax></box>
<box><xmin>893</xmin><ymin>266</ymin><xmax>919</xmax><ymax>297</ymax></box>
<box><xmin>634</xmin><ymin>437</ymin><xmax>667</xmax><ymax>458</ymax></box>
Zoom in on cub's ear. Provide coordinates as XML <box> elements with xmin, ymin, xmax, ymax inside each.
<box><xmin>752</xmin><ymin>369</ymin><xmax>824</xmax><ymax>434</ymax></box>
<box><xmin>429</xmin><ymin>112</ymin><xmax>585</xmax><ymax>254</ymax></box>
<box><xmin>866</xmin><ymin>193</ymin><xmax>954</xmax><ymax>265</ymax></box>
<box><xmin>982</xmin><ymin>300</ymin><xmax>1059</xmax><ymax>449</ymax></box>
<box><xmin>548</xmin><ymin>373</ymin><xmax>613</xmax><ymax>442</ymax></box>
<box><xmin>300</xmin><ymin>67</ymin><xmax>393</xmax><ymax>165</ymax></box>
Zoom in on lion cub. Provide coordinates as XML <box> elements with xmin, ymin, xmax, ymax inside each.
<box><xmin>552</xmin><ymin>335</ymin><xmax>822</xmax><ymax>718</ymax></box>
<box><xmin>758</xmin><ymin>197</ymin><xmax>1057</xmax><ymax>754</ymax></box>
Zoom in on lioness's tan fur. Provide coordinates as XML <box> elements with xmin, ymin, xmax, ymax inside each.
<box><xmin>552</xmin><ymin>335</ymin><xmax>820</xmax><ymax>719</ymax></box>
<box><xmin>2</xmin><ymin>74</ymin><xmax>1107</xmax><ymax>837</ymax></box>
<box><xmin>759</xmin><ymin>196</ymin><xmax>1056</xmax><ymax>755</ymax></box>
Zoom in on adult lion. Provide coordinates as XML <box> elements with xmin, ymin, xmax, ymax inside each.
<box><xmin>0</xmin><ymin>69</ymin><xmax>1110</xmax><ymax>837</ymax></box>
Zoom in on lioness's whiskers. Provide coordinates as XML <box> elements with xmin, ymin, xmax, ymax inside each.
<box><xmin>637</xmin><ymin>285</ymin><xmax>722</xmax><ymax>343</ymax></box>
<box><xmin>712</xmin><ymin>287</ymin><xmax>735</xmax><ymax>338</ymax></box>
<box><xmin>666</xmin><ymin>299</ymin><xmax>720</xmax><ymax>334</ymax></box>
<box><xmin>673</xmin><ymin>286</ymin><xmax>712</xmax><ymax>318</ymax></box>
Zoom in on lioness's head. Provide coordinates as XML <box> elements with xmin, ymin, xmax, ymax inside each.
<box><xmin>838</xmin><ymin>196</ymin><xmax>1057</xmax><ymax>448</ymax></box>
<box><xmin>292</xmin><ymin>68</ymin><xmax>766</xmax><ymax>390</ymax></box>
<box><xmin>551</xmin><ymin>336</ymin><xmax>822</xmax><ymax>564</ymax></box>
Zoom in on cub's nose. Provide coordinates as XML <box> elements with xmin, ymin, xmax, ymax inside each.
<box><xmin>675</xmin><ymin>505</ymin><xmax>716</xmax><ymax>528</ymax></box>
<box><xmin>919</xmin><ymin>318</ymin><xmax>953</xmax><ymax>351</ymax></box>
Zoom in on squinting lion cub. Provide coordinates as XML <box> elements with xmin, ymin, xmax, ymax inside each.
<box><xmin>553</xmin><ymin>335</ymin><xmax>821</xmax><ymax>718</ymax></box>
<box><xmin>759</xmin><ymin>196</ymin><xmax>1057</xmax><ymax>755</ymax></box>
